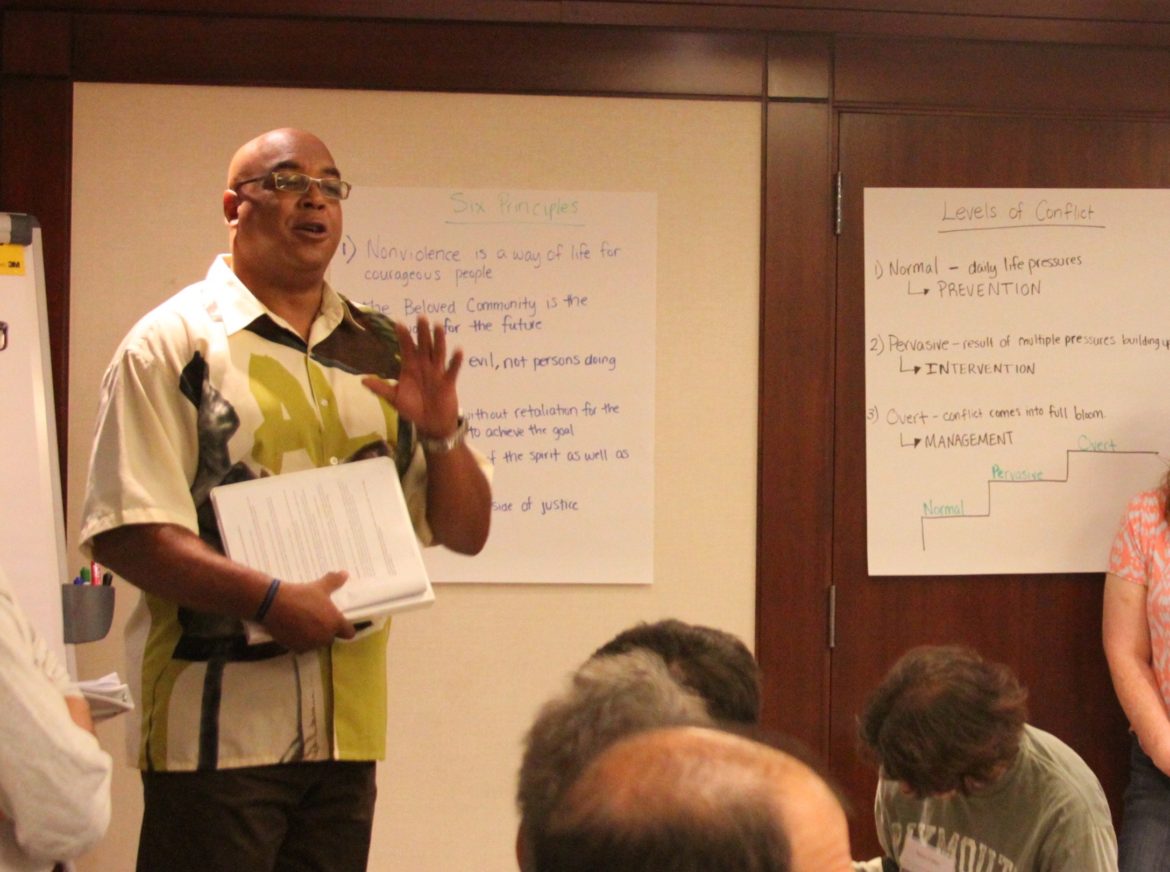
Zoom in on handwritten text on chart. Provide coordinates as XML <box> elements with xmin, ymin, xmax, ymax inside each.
<box><xmin>864</xmin><ymin>188</ymin><xmax>1170</xmax><ymax>575</ymax></box>
<box><xmin>352</xmin><ymin>238</ymin><xmax>634</xmax><ymax>520</ymax></box>
<box><xmin>331</xmin><ymin>188</ymin><xmax>657</xmax><ymax>583</ymax></box>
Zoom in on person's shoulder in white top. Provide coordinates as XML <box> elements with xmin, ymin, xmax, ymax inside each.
<box><xmin>0</xmin><ymin>564</ymin><xmax>112</xmax><ymax>871</ymax></box>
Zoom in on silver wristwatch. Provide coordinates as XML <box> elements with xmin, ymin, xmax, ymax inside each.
<box><xmin>417</xmin><ymin>415</ymin><xmax>468</xmax><ymax>454</ymax></box>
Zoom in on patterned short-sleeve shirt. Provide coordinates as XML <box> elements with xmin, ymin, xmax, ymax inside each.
<box><xmin>1109</xmin><ymin>488</ymin><xmax>1170</xmax><ymax>707</ymax></box>
<box><xmin>79</xmin><ymin>256</ymin><xmax>488</xmax><ymax>772</ymax></box>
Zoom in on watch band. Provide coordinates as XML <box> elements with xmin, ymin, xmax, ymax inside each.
<box><xmin>417</xmin><ymin>415</ymin><xmax>468</xmax><ymax>454</ymax></box>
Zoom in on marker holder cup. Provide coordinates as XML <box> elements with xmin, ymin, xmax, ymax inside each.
<box><xmin>61</xmin><ymin>583</ymin><xmax>114</xmax><ymax>643</ymax></box>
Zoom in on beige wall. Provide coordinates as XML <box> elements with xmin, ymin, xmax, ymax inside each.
<box><xmin>67</xmin><ymin>84</ymin><xmax>760</xmax><ymax>871</ymax></box>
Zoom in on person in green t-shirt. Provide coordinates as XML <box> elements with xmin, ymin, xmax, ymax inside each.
<box><xmin>854</xmin><ymin>645</ymin><xmax>1117</xmax><ymax>872</ymax></box>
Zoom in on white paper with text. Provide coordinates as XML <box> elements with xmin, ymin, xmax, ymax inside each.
<box><xmin>211</xmin><ymin>457</ymin><xmax>433</xmax><ymax>622</ymax></box>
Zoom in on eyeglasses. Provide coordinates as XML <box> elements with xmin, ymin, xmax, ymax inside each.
<box><xmin>233</xmin><ymin>170</ymin><xmax>352</xmax><ymax>200</ymax></box>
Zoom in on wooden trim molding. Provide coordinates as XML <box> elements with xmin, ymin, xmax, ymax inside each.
<box><xmin>835</xmin><ymin>35</ymin><xmax>1170</xmax><ymax>117</ymax></box>
<box><xmin>2</xmin><ymin>11</ymin><xmax>72</xmax><ymax>77</ymax></box>
<box><xmin>768</xmin><ymin>33</ymin><xmax>831</xmax><ymax>101</ymax></box>
<box><xmin>0</xmin><ymin>75</ymin><xmax>73</xmax><ymax>482</ymax></box>
<box><xmin>72</xmin><ymin>14</ymin><xmax>766</xmax><ymax>97</ymax></box>
<box><xmin>757</xmin><ymin>100</ymin><xmax>834</xmax><ymax>750</ymax></box>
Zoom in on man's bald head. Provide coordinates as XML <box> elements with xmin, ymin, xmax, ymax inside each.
<box><xmin>225</xmin><ymin>128</ymin><xmax>336</xmax><ymax>190</ymax></box>
<box><xmin>516</xmin><ymin>649</ymin><xmax>714</xmax><ymax>870</ymax></box>
<box><xmin>533</xmin><ymin>726</ymin><xmax>852</xmax><ymax>872</ymax></box>
<box><xmin>221</xmin><ymin>128</ymin><xmax>343</xmax><ymax>300</ymax></box>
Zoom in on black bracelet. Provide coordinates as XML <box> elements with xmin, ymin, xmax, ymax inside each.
<box><xmin>254</xmin><ymin>578</ymin><xmax>281</xmax><ymax>623</ymax></box>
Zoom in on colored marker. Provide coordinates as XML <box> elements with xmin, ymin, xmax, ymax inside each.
<box><xmin>101</xmin><ymin>572</ymin><xmax>113</xmax><ymax>586</ymax></box>
<box><xmin>80</xmin><ymin>567</ymin><xmax>91</xmax><ymax>585</ymax></box>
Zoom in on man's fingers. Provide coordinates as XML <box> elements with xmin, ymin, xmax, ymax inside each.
<box><xmin>431</xmin><ymin>319</ymin><xmax>447</xmax><ymax>362</ymax></box>
<box><xmin>361</xmin><ymin>375</ymin><xmax>398</xmax><ymax>404</ymax></box>
<box><xmin>416</xmin><ymin>315</ymin><xmax>433</xmax><ymax>359</ymax></box>
<box><xmin>446</xmin><ymin>348</ymin><xmax>464</xmax><ymax>382</ymax></box>
<box><xmin>394</xmin><ymin>320</ymin><xmax>417</xmax><ymax>358</ymax></box>
<box><xmin>321</xmin><ymin>570</ymin><xmax>349</xmax><ymax>592</ymax></box>
<box><xmin>319</xmin><ymin>572</ymin><xmax>355</xmax><ymax>639</ymax></box>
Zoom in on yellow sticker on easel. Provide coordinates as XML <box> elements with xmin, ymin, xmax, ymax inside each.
<box><xmin>0</xmin><ymin>244</ymin><xmax>25</xmax><ymax>276</ymax></box>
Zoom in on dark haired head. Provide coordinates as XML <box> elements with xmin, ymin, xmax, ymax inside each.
<box><xmin>858</xmin><ymin>645</ymin><xmax>1028</xmax><ymax>796</ymax></box>
<box><xmin>591</xmin><ymin>619</ymin><xmax>761</xmax><ymax>724</ymax></box>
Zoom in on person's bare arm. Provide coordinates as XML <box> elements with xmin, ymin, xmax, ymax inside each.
<box><xmin>1103</xmin><ymin>571</ymin><xmax>1170</xmax><ymax>772</ymax></box>
<box><xmin>0</xmin><ymin>581</ymin><xmax>112</xmax><ymax>858</ymax></box>
<box><xmin>419</xmin><ymin>442</ymin><xmax>492</xmax><ymax>554</ymax></box>
<box><xmin>92</xmin><ymin>523</ymin><xmax>355</xmax><ymax>652</ymax></box>
<box><xmin>64</xmin><ymin>695</ymin><xmax>96</xmax><ymax>737</ymax></box>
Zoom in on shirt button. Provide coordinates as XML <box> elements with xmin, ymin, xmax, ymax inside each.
<box><xmin>329</xmin><ymin>456</ymin><xmax>339</xmax><ymax>466</ymax></box>
<box><xmin>320</xmin><ymin>398</ymin><xmax>329</xmax><ymax>407</ymax></box>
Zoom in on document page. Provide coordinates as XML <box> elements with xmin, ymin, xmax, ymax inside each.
<box><xmin>211</xmin><ymin>457</ymin><xmax>433</xmax><ymax>622</ymax></box>
<box><xmin>78</xmin><ymin>672</ymin><xmax>134</xmax><ymax>721</ymax></box>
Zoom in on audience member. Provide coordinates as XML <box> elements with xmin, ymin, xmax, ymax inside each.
<box><xmin>516</xmin><ymin>649</ymin><xmax>713</xmax><ymax>869</ymax></box>
<box><xmin>0</xmin><ymin>562</ymin><xmax>112</xmax><ymax>871</ymax></box>
<box><xmin>590</xmin><ymin>618</ymin><xmax>761</xmax><ymax>724</ymax></box>
<box><xmin>855</xmin><ymin>644</ymin><xmax>1117</xmax><ymax>871</ymax></box>
<box><xmin>1103</xmin><ymin>479</ymin><xmax>1170</xmax><ymax>870</ymax></box>
<box><xmin>533</xmin><ymin>724</ymin><xmax>853</xmax><ymax>872</ymax></box>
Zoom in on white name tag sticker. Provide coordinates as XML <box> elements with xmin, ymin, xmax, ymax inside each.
<box><xmin>898</xmin><ymin>835</ymin><xmax>957</xmax><ymax>872</ymax></box>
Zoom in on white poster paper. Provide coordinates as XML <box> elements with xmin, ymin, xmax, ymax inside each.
<box><xmin>330</xmin><ymin>187</ymin><xmax>656</xmax><ymax>584</ymax></box>
<box><xmin>866</xmin><ymin>188</ymin><xmax>1169</xmax><ymax>575</ymax></box>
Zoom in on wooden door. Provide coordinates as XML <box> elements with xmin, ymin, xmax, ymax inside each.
<box><xmin>831</xmin><ymin>112</ymin><xmax>1170</xmax><ymax>856</ymax></box>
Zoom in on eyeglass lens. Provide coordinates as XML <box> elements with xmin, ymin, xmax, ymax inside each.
<box><xmin>271</xmin><ymin>171</ymin><xmax>350</xmax><ymax>200</ymax></box>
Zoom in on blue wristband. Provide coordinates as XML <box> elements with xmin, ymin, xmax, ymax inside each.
<box><xmin>254</xmin><ymin>578</ymin><xmax>281</xmax><ymax>623</ymax></box>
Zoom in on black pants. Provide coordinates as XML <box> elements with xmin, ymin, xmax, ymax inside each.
<box><xmin>137</xmin><ymin>761</ymin><xmax>377</xmax><ymax>872</ymax></box>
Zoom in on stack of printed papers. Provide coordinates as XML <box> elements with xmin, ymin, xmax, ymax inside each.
<box><xmin>210</xmin><ymin>457</ymin><xmax>435</xmax><ymax>643</ymax></box>
<box><xmin>78</xmin><ymin>672</ymin><xmax>134</xmax><ymax>720</ymax></box>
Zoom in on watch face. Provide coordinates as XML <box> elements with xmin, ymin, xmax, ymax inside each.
<box><xmin>420</xmin><ymin>416</ymin><xmax>467</xmax><ymax>452</ymax></box>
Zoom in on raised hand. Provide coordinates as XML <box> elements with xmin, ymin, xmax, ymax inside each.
<box><xmin>362</xmin><ymin>315</ymin><xmax>462</xmax><ymax>439</ymax></box>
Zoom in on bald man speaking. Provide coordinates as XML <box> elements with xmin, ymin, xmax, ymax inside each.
<box><xmin>80</xmin><ymin>128</ymin><xmax>491</xmax><ymax>871</ymax></box>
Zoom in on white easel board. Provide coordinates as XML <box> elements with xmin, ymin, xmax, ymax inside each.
<box><xmin>0</xmin><ymin>213</ymin><xmax>68</xmax><ymax>656</ymax></box>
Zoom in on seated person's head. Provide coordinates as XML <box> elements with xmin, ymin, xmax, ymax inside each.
<box><xmin>516</xmin><ymin>649</ymin><xmax>713</xmax><ymax>869</ymax></box>
<box><xmin>532</xmin><ymin>725</ymin><xmax>853</xmax><ymax>872</ymax></box>
<box><xmin>590</xmin><ymin>618</ymin><xmax>761</xmax><ymax>724</ymax></box>
<box><xmin>858</xmin><ymin>644</ymin><xmax>1028</xmax><ymax>796</ymax></box>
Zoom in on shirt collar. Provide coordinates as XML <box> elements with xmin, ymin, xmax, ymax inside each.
<box><xmin>204</xmin><ymin>254</ymin><xmax>364</xmax><ymax>342</ymax></box>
